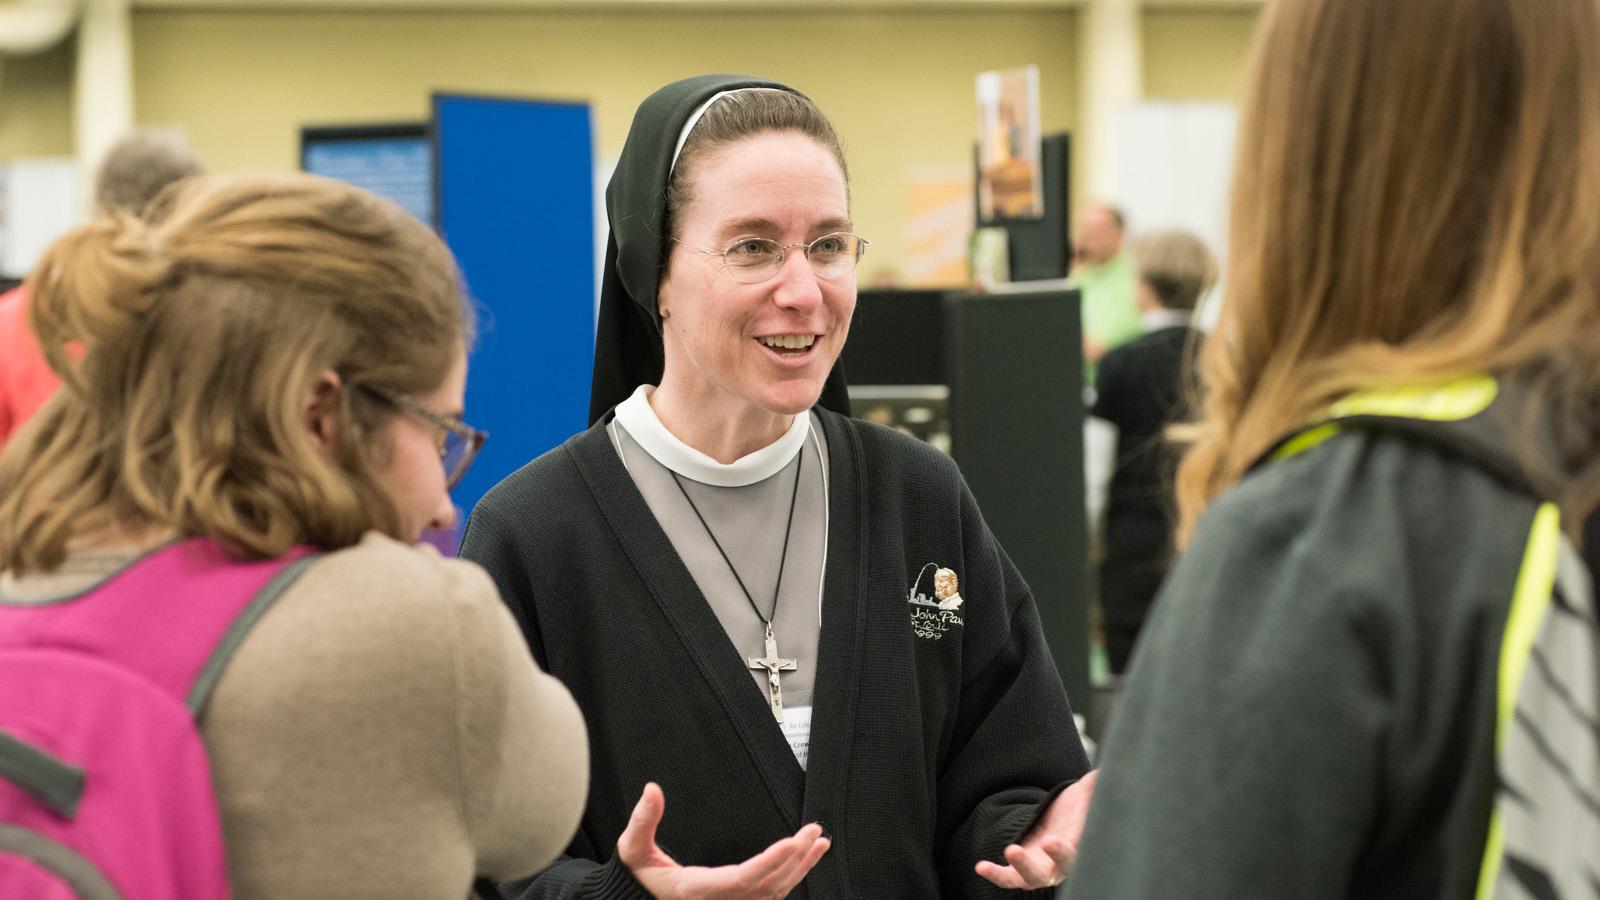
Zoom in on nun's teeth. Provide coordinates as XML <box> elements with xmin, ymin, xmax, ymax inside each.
<box><xmin>761</xmin><ymin>335</ymin><xmax>815</xmax><ymax>350</ymax></box>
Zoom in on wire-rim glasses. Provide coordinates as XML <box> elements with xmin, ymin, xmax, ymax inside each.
<box><xmin>361</xmin><ymin>384</ymin><xmax>487</xmax><ymax>490</ymax></box>
<box><xmin>684</xmin><ymin>231</ymin><xmax>870</xmax><ymax>284</ymax></box>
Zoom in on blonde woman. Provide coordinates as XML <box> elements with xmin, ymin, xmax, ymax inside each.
<box><xmin>0</xmin><ymin>174</ymin><xmax>587</xmax><ymax>897</ymax></box>
<box><xmin>1069</xmin><ymin>0</ymin><xmax>1600</xmax><ymax>895</ymax></box>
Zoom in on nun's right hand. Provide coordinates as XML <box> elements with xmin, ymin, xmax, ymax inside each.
<box><xmin>617</xmin><ymin>782</ymin><xmax>830</xmax><ymax>900</ymax></box>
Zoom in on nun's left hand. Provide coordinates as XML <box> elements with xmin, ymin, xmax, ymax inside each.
<box><xmin>974</xmin><ymin>769</ymin><xmax>1098</xmax><ymax>890</ymax></box>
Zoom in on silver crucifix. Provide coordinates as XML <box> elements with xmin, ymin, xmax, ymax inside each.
<box><xmin>748</xmin><ymin>622</ymin><xmax>798</xmax><ymax>722</ymax></box>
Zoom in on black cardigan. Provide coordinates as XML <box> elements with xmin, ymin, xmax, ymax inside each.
<box><xmin>461</xmin><ymin>408</ymin><xmax>1089</xmax><ymax>899</ymax></box>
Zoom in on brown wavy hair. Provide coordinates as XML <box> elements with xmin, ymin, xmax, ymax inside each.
<box><xmin>1177</xmin><ymin>0</ymin><xmax>1600</xmax><ymax>542</ymax></box>
<box><xmin>0</xmin><ymin>173</ymin><xmax>470</xmax><ymax>574</ymax></box>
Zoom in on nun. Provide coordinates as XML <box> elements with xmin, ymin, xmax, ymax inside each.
<box><xmin>462</xmin><ymin>74</ymin><xmax>1094</xmax><ymax>899</ymax></box>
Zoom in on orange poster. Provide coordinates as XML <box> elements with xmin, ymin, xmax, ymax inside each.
<box><xmin>903</xmin><ymin>165</ymin><xmax>973</xmax><ymax>287</ymax></box>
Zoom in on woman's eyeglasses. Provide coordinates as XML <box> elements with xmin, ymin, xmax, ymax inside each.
<box><xmin>361</xmin><ymin>385</ymin><xmax>487</xmax><ymax>490</ymax></box>
<box><xmin>682</xmin><ymin>231</ymin><xmax>870</xmax><ymax>285</ymax></box>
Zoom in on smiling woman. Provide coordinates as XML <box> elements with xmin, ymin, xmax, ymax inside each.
<box><xmin>653</xmin><ymin>129</ymin><xmax>858</xmax><ymax>461</ymax></box>
<box><xmin>461</xmin><ymin>75</ymin><xmax>1096</xmax><ymax>900</ymax></box>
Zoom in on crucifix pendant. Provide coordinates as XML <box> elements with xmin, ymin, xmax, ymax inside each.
<box><xmin>748</xmin><ymin>622</ymin><xmax>798</xmax><ymax>723</ymax></box>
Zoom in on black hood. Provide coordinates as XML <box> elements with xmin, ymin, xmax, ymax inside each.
<box><xmin>588</xmin><ymin>73</ymin><xmax>851</xmax><ymax>424</ymax></box>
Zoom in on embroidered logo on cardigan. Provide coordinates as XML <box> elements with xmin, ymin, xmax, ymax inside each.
<box><xmin>908</xmin><ymin>563</ymin><xmax>965</xmax><ymax>639</ymax></box>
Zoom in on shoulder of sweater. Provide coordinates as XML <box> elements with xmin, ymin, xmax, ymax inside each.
<box><xmin>299</xmin><ymin>531</ymin><xmax>501</xmax><ymax>619</ymax></box>
<box><xmin>211</xmin><ymin>533</ymin><xmax>518</xmax><ymax>736</ymax></box>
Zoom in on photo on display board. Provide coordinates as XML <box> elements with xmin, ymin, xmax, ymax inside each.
<box><xmin>975</xmin><ymin>65</ymin><xmax>1043</xmax><ymax>221</ymax></box>
<box><xmin>848</xmin><ymin>385</ymin><xmax>952</xmax><ymax>456</ymax></box>
<box><xmin>969</xmin><ymin>226</ymin><xmax>1010</xmax><ymax>285</ymax></box>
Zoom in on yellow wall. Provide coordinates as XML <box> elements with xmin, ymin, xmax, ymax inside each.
<box><xmin>0</xmin><ymin>38</ymin><xmax>75</xmax><ymax>159</ymax></box>
<box><xmin>1142</xmin><ymin>9</ymin><xmax>1258</xmax><ymax>102</ymax></box>
<box><xmin>130</xmin><ymin>8</ymin><xmax>1077</xmax><ymax>279</ymax></box>
<box><xmin>0</xmin><ymin>7</ymin><xmax>1261</xmax><ymax>273</ymax></box>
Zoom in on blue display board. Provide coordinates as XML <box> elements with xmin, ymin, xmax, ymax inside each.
<box><xmin>301</xmin><ymin>125</ymin><xmax>433</xmax><ymax>226</ymax></box>
<box><xmin>433</xmin><ymin>93</ymin><xmax>596</xmax><ymax>519</ymax></box>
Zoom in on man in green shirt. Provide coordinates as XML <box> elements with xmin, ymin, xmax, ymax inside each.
<box><xmin>1072</xmin><ymin>203</ymin><xmax>1142</xmax><ymax>375</ymax></box>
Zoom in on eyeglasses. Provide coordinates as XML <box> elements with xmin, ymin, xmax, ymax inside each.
<box><xmin>361</xmin><ymin>384</ymin><xmax>487</xmax><ymax>490</ymax></box>
<box><xmin>683</xmin><ymin>232</ymin><xmax>870</xmax><ymax>285</ymax></box>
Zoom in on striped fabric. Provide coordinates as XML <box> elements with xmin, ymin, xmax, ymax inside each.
<box><xmin>1480</xmin><ymin>515</ymin><xmax>1600</xmax><ymax>900</ymax></box>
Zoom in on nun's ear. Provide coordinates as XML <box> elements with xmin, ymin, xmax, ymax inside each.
<box><xmin>656</xmin><ymin>274</ymin><xmax>673</xmax><ymax>320</ymax></box>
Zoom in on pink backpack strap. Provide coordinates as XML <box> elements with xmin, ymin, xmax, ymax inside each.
<box><xmin>1</xmin><ymin>539</ymin><xmax>321</xmax><ymax>714</ymax></box>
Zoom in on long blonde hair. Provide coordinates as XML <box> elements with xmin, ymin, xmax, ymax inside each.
<box><xmin>1177</xmin><ymin>0</ymin><xmax>1600</xmax><ymax>542</ymax></box>
<box><xmin>0</xmin><ymin>173</ymin><xmax>470</xmax><ymax>574</ymax></box>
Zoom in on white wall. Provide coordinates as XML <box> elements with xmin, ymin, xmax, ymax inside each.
<box><xmin>1114</xmin><ymin>101</ymin><xmax>1236</xmax><ymax>327</ymax></box>
<box><xmin>1</xmin><ymin>157</ymin><xmax>81</xmax><ymax>278</ymax></box>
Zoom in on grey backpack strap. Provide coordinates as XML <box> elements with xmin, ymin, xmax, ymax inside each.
<box><xmin>0</xmin><ymin>729</ymin><xmax>85</xmax><ymax>819</ymax></box>
<box><xmin>0</xmin><ymin>824</ymin><xmax>123</xmax><ymax>899</ymax></box>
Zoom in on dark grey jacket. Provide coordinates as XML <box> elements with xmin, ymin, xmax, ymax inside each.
<box><xmin>1068</xmin><ymin>378</ymin><xmax>1599</xmax><ymax>899</ymax></box>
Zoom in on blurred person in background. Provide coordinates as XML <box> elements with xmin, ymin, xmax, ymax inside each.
<box><xmin>1088</xmin><ymin>229</ymin><xmax>1212</xmax><ymax>678</ymax></box>
<box><xmin>0</xmin><ymin>128</ymin><xmax>203</xmax><ymax>447</ymax></box>
<box><xmin>1068</xmin><ymin>0</ymin><xmax>1600</xmax><ymax>895</ymax></box>
<box><xmin>0</xmin><ymin>173</ymin><xmax>587</xmax><ymax>897</ymax></box>
<box><xmin>1072</xmin><ymin>203</ymin><xmax>1141</xmax><ymax>371</ymax></box>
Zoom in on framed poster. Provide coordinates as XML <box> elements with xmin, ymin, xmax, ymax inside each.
<box><xmin>301</xmin><ymin>123</ymin><xmax>432</xmax><ymax>227</ymax></box>
<box><xmin>976</xmin><ymin>65</ymin><xmax>1043</xmax><ymax>221</ymax></box>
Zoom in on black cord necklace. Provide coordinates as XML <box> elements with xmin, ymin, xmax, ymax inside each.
<box><xmin>670</xmin><ymin>448</ymin><xmax>804</xmax><ymax>722</ymax></box>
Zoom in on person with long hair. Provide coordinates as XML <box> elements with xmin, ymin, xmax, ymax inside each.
<box><xmin>462</xmin><ymin>75</ymin><xmax>1096</xmax><ymax>898</ymax></box>
<box><xmin>0</xmin><ymin>173</ymin><xmax>588</xmax><ymax>897</ymax></box>
<box><xmin>1066</xmin><ymin>0</ymin><xmax>1600</xmax><ymax>895</ymax></box>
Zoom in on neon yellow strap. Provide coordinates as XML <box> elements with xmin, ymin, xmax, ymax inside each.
<box><xmin>1327</xmin><ymin>374</ymin><xmax>1498</xmax><ymax>422</ymax></box>
<box><xmin>1271</xmin><ymin>423</ymin><xmax>1340</xmax><ymax>462</ymax></box>
<box><xmin>1474</xmin><ymin>502</ymin><xmax>1561</xmax><ymax>900</ymax></box>
<box><xmin>1272</xmin><ymin>375</ymin><xmax>1498</xmax><ymax>463</ymax></box>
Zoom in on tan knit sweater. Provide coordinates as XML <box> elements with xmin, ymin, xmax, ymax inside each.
<box><xmin>2</xmin><ymin>532</ymin><xmax>588</xmax><ymax>899</ymax></box>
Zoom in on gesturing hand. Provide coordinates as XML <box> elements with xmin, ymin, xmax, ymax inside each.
<box><xmin>618</xmin><ymin>782</ymin><xmax>831</xmax><ymax>900</ymax></box>
<box><xmin>974</xmin><ymin>769</ymin><xmax>1099</xmax><ymax>890</ymax></box>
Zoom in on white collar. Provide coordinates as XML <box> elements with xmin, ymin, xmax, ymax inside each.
<box><xmin>613</xmin><ymin>385</ymin><xmax>809</xmax><ymax>487</ymax></box>
<box><xmin>1142</xmin><ymin>308</ymin><xmax>1193</xmax><ymax>332</ymax></box>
